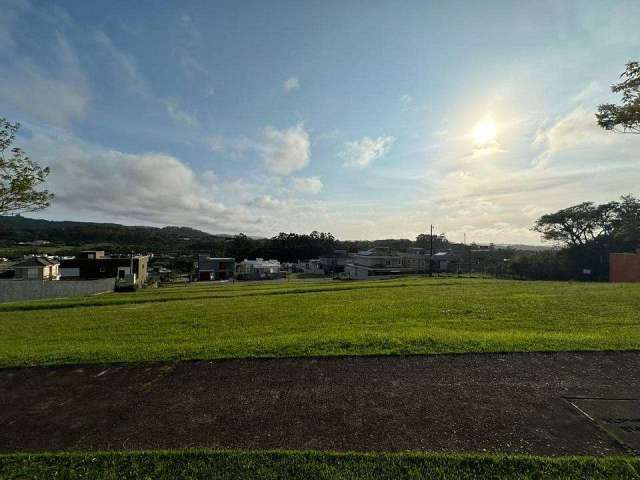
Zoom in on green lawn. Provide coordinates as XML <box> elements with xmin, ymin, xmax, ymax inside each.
<box><xmin>1</xmin><ymin>277</ymin><xmax>639</xmax><ymax>367</ymax></box>
<box><xmin>1</xmin><ymin>450</ymin><xmax>638</xmax><ymax>480</ymax></box>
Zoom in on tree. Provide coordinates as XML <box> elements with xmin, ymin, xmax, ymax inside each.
<box><xmin>0</xmin><ymin>118</ymin><xmax>54</xmax><ymax>214</ymax></box>
<box><xmin>533</xmin><ymin>197</ymin><xmax>640</xmax><ymax>249</ymax></box>
<box><xmin>533</xmin><ymin>202</ymin><xmax>605</xmax><ymax>247</ymax></box>
<box><xmin>224</xmin><ymin>233</ymin><xmax>257</xmax><ymax>260</ymax></box>
<box><xmin>532</xmin><ymin>196</ymin><xmax>640</xmax><ymax>280</ymax></box>
<box><xmin>416</xmin><ymin>233</ymin><xmax>448</xmax><ymax>252</ymax></box>
<box><xmin>596</xmin><ymin>61</ymin><xmax>640</xmax><ymax>134</ymax></box>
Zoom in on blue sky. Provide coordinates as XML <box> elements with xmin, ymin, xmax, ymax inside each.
<box><xmin>2</xmin><ymin>0</ymin><xmax>639</xmax><ymax>243</ymax></box>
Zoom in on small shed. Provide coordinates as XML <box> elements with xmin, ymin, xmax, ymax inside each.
<box><xmin>610</xmin><ymin>251</ymin><xmax>640</xmax><ymax>282</ymax></box>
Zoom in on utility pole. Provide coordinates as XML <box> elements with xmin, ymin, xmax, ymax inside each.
<box><xmin>130</xmin><ymin>250</ymin><xmax>134</xmax><ymax>281</ymax></box>
<box><xmin>463</xmin><ymin>233</ymin><xmax>467</xmax><ymax>277</ymax></box>
<box><xmin>429</xmin><ymin>224</ymin><xmax>434</xmax><ymax>257</ymax></box>
<box><xmin>429</xmin><ymin>224</ymin><xmax>434</xmax><ymax>277</ymax></box>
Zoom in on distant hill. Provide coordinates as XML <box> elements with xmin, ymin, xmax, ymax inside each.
<box><xmin>0</xmin><ymin>216</ymin><xmax>230</xmax><ymax>253</ymax></box>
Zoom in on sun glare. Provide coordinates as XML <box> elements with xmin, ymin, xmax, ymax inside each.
<box><xmin>472</xmin><ymin>119</ymin><xmax>497</xmax><ymax>145</ymax></box>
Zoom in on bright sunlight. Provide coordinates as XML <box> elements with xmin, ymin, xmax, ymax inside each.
<box><xmin>472</xmin><ymin>118</ymin><xmax>498</xmax><ymax>145</ymax></box>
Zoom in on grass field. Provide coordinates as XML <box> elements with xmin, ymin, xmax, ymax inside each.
<box><xmin>1</xmin><ymin>277</ymin><xmax>639</xmax><ymax>368</ymax></box>
<box><xmin>1</xmin><ymin>450</ymin><xmax>639</xmax><ymax>480</ymax></box>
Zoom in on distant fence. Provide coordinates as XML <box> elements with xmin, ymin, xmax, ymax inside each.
<box><xmin>0</xmin><ymin>278</ymin><xmax>116</xmax><ymax>303</ymax></box>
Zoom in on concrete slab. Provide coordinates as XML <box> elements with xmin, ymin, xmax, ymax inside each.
<box><xmin>567</xmin><ymin>397</ymin><xmax>640</xmax><ymax>453</ymax></box>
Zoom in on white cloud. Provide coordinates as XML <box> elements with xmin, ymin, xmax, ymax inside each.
<box><xmin>20</xmin><ymin>130</ymin><xmax>334</xmax><ymax>237</ymax></box>
<box><xmin>0</xmin><ymin>32</ymin><xmax>89</xmax><ymax>128</ymax></box>
<box><xmin>246</xmin><ymin>194</ymin><xmax>283</xmax><ymax>210</ymax></box>
<box><xmin>400</xmin><ymin>94</ymin><xmax>412</xmax><ymax>109</ymax></box>
<box><xmin>174</xmin><ymin>12</ymin><xmax>209</xmax><ymax>80</ymax></box>
<box><xmin>0</xmin><ymin>72</ymin><xmax>89</xmax><ymax>128</ymax></box>
<box><xmin>341</xmin><ymin>136</ymin><xmax>395</xmax><ymax>168</ymax></box>
<box><xmin>164</xmin><ymin>98</ymin><xmax>199</xmax><ymax>128</ymax></box>
<box><xmin>206</xmin><ymin>134</ymin><xmax>254</xmax><ymax>155</ymax></box>
<box><xmin>261</xmin><ymin>124</ymin><xmax>310</xmax><ymax>175</ymax></box>
<box><xmin>201</xmin><ymin>170</ymin><xmax>218</xmax><ymax>185</ymax></box>
<box><xmin>93</xmin><ymin>30</ymin><xmax>149</xmax><ymax>96</ymax></box>
<box><xmin>292</xmin><ymin>176</ymin><xmax>323</xmax><ymax>194</ymax></box>
<box><xmin>283</xmin><ymin>76</ymin><xmax>300</xmax><ymax>93</ymax></box>
<box><xmin>25</xmin><ymin>133</ymin><xmax>234</xmax><ymax>228</ymax></box>
<box><xmin>531</xmin><ymin>106</ymin><xmax>628</xmax><ymax>168</ymax></box>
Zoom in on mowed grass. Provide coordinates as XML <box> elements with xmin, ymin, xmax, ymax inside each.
<box><xmin>1</xmin><ymin>450</ymin><xmax>639</xmax><ymax>480</ymax></box>
<box><xmin>1</xmin><ymin>277</ymin><xmax>640</xmax><ymax>367</ymax></box>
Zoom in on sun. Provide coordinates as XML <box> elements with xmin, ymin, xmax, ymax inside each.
<box><xmin>472</xmin><ymin>119</ymin><xmax>497</xmax><ymax>145</ymax></box>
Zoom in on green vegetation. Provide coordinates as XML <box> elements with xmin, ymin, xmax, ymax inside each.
<box><xmin>1</xmin><ymin>277</ymin><xmax>640</xmax><ymax>368</ymax></box>
<box><xmin>1</xmin><ymin>450</ymin><xmax>638</xmax><ymax>480</ymax></box>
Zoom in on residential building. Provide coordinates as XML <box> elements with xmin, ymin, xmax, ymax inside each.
<box><xmin>610</xmin><ymin>250</ymin><xmax>640</xmax><ymax>282</ymax></box>
<box><xmin>78</xmin><ymin>250</ymin><xmax>104</xmax><ymax>259</ymax></box>
<box><xmin>319</xmin><ymin>250</ymin><xmax>349</xmax><ymax>274</ymax></box>
<box><xmin>432</xmin><ymin>250</ymin><xmax>460</xmax><ymax>273</ymax></box>
<box><xmin>60</xmin><ymin>251</ymin><xmax>149</xmax><ymax>287</ymax></box>
<box><xmin>297</xmin><ymin>259</ymin><xmax>325</xmax><ymax>275</ymax></box>
<box><xmin>345</xmin><ymin>247</ymin><xmax>411</xmax><ymax>279</ymax></box>
<box><xmin>148</xmin><ymin>266</ymin><xmax>173</xmax><ymax>283</ymax></box>
<box><xmin>399</xmin><ymin>247</ymin><xmax>430</xmax><ymax>272</ymax></box>
<box><xmin>198</xmin><ymin>255</ymin><xmax>235</xmax><ymax>281</ymax></box>
<box><xmin>236</xmin><ymin>258</ymin><xmax>281</xmax><ymax>280</ymax></box>
<box><xmin>13</xmin><ymin>257</ymin><xmax>60</xmax><ymax>280</ymax></box>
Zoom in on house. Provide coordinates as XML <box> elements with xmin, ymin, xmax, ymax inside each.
<box><xmin>236</xmin><ymin>258</ymin><xmax>281</xmax><ymax>280</ymax></box>
<box><xmin>78</xmin><ymin>250</ymin><xmax>104</xmax><ymax>259</ymax></box>
<box><xmin>610</xmin><ymin>250</ymin><xmax>640</xmax><ymax>282</ymax></box>
<box><xmin>297</xmin><ymin>259</ymin><xmax>325</xmax><ymax>275</ymax></box>
<box><xmin>432</xmin><ymin>250</ymin><xmax>460</xmax><ymax>273</ymax></box>
<box><xmin>148</xmin><ymin>266</ymin><xmax>173</xmax><ymax>282</ymax></box>
<box><xmin>345</xmin><ymin>247</ymin><xmax>411</xmax><ymax>279</ymax></box>
<box><xmin>319</xmin><ymin>250</ymin><xmax>349</xmax><ymax>274</ymax></box>
<box><xmin>399</xmin><ymin>247</ymin><xmax>430</xmax><ymax>272</ymax></box>
<box><xmin>12</xmin><ymin>257</ymin><xmax>60</xmax><ymax>280</ymax></box>
<box><xmin>198</xmin><ymin>255</ymin><xmax>235</xmax><ymax>281</ymax></box>
<box><xmin>60</xmin><ymin>251</ymin><xmax>149</xmax><ymax>287</ymax></box>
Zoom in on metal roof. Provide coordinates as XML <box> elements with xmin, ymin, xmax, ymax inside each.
<box><xmin>13</xmin><ymin>257</ymin><xmax>59</xmax><ymax>268</ymax></box>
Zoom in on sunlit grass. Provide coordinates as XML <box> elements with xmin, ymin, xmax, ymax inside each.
<box><xmin>1</xmin><ymin>277</ymin><xmax>639</xmax><ymax>367</ymax></box>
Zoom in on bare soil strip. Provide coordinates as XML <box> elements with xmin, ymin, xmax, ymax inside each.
<box><xmin>1</xmin><ymin>352</ymin><xmax>639</xmax><ymax>455</ymax></box>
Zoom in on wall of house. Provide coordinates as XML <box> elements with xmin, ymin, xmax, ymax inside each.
<box><xmin>60</xmin><ymin>256</ymin><xmax>148</xmax><ymax>286</ymax></box>
<box><xmin>610</xmin><ymin>253</ymin><xmax>640</xmax><ymax>282</ymax></box>
<box><xmin>14</xmin><ymin>267</ymin><xmax>42</xmax><ymax>280</ymax></box>
<box><xmin>135</xmin><ymin>256</ymin><xmax>149</xmax><ymax>285</ymax></box>
<box><xmin>0</xmin><ymin>278</ymin><xmax>116</xmax><ymax>303</ymax></box>
<box><xmin>345</xmin><ymin>264</ymin><xmax>369</xmax><ymax>279</ymax></box>
<box><xmin>352</xmin><ymin>256</ymin><xmax>402</xmax><ymax>268</ymax></box>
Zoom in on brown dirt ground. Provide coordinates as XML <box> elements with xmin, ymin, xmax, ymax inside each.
<box><xmin>1</xmin><ymin>352</ymin><xmax>639</xmax><ymax>455</ymax></box>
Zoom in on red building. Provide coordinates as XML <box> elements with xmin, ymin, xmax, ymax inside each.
<box><xmin>609</xmin><ymin>250</ymin><xmax>640</xmax><ymax>282</ymax></box>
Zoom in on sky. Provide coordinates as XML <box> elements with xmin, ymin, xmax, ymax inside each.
<box><xmin>1</xmin><ymin>0</ymin><xmax>639</xmax><ymax>244</ymax></box>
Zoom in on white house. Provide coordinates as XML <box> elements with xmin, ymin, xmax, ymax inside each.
<box><xmin>236</xmin><ymin>258</ymin><xmax>281</xmax><ymax>279</ymax></box>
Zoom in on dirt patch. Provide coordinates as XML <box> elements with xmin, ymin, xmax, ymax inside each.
<box><xmin>1</xmin><ymin>352</ymin><xmax>639</xmax><ymax>455</ymax></box>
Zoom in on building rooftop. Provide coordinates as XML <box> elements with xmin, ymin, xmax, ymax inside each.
<box><xmin>14</xmin><ymin>257</ymin><xmax>59</xmax><ymax>268</ymax></box>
